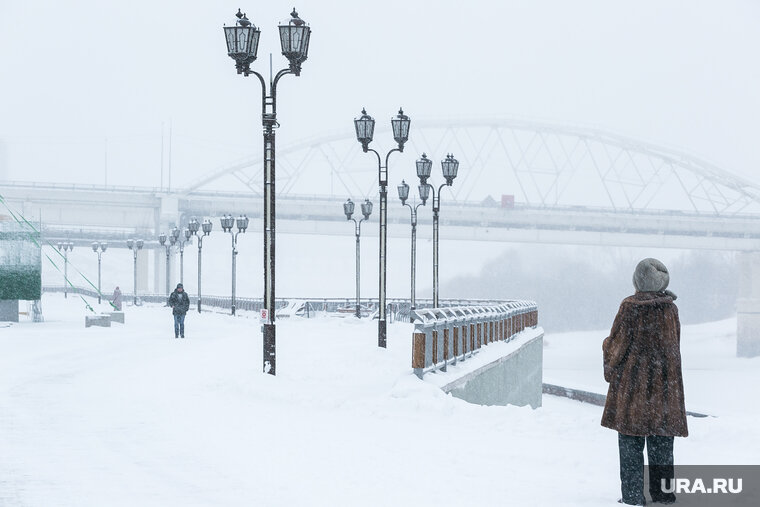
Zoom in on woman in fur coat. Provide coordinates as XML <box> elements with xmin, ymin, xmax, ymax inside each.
<box><xmin>602</xmin><ymin>258</ymin><xmax>687</xmax><ymax>506</ymax></box>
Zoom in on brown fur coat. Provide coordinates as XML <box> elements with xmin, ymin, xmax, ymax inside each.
<box><xmin>601</xmin><ymin>292</ymin><xmax>688</xmax><ymax>437</ymax></box>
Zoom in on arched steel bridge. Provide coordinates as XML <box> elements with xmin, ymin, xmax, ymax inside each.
<box><xmin>182</xmin><ymin>117</ymin><xmax>760</xmax><ymax>216</ymax></box>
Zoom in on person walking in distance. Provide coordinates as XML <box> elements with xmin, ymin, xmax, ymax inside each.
<box><xmin>111</xmin><ymin>286</ymin><xmax>122</xmax><ymax>311</ymax></box>
<box><xmin>602</xmin><ymin>258</ymin><xmax>688</xmax><ymax>506</ymax></box>
<box><xmin>168</xmin><ymin>283</ymin><xmax>190</xmax><ymax>338</ymax></box>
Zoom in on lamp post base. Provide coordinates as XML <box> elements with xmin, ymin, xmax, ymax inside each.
<box><xmin>263</xmin><ymin>323</ymin><xmax>276</xmax><ymax>375</ymax></box>
<box><xmin>378</xmin><ymin>319</ymin><xmax>386</xmax><ymax>348</ymax></box>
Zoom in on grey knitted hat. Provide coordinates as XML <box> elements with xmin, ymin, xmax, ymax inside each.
<box><xmin>633</xmin><ymin>258</ymin><xmax>669</xmax><ymax>292</ymax></box>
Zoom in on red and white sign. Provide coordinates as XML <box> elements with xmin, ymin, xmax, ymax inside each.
<box><xmin>260</xmin><ymin>309</ymin><xmax>269</xmax><ymax>323</ymax></box>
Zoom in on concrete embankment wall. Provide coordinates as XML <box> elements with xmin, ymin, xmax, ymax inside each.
<box><xmin>437</xmin><ymin>330</ymin><xmax>544</xmax><ymax>408</ymax></box>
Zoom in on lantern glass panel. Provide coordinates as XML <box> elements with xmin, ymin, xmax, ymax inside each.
<box><xmin>441</xmin><ymin>155</ymin><xmax>459</xmax><ymax>182</ymax></box>
<box><xmin>224</xmin><ymin>24</ymin><xmax>260</xmax><ymax>63</ymax></box>
<box><xmin>299</xmin><ymin>29</ymin><xmax>311</xmax><ymax>63</ymax></box>
<box><xmin>92</xmin><ymin>242</ymin><xmax>98</xmax><ymax>252</ymax></box>
<box><xmin>391</xmin><ymin>109</ymin><xmax>410</xmax><ymax>146</ymax></box>
<box><xmin>397</xmin><ymin>181</ymin><xmax>410</xmax><ymax>202</ymax></box>
<box><xmin>343</xmin><ymin>199</ymin><xmax>355</xmax><ymax>218</ymax></box>
<box><xmin>361</xmin><ymin>200</ymin><xmax>373</xmax><ymax>218</ymax></box>
<box><xmin>418</xmin><ymin>184</ymin><xmax>430</xmax><ymax>203</ymax></box>
<box><xmin>202</xmin><ymin>220</ymin><xmax>213</xmax><ymax>234</ymax></box>
<box><xmin>354</xmin><ymin>110</ymin><xmax>375</xmax><ymax>146</ymax></box>
<box><xmin>224</xmin><ymin>26</ymin><xmax>236</xmax><ymax>53</ymax></box>
<box><xmin>279</xmin><ymin>25</ymin><xmax>309</xmax><ymax>61</ymax></box>
<box><xmin>136</xmin><ymin>239</ymin><xmax>144</xmax><ymax>249</ymax></box>
<box><xmin>416</xmin><ymin>154</ymin><xmax>432</xmax><ymax>181</ymax></box>
<box><xmin>279</xmin><ymin>10</ymin><xmax>310</xmax><ymax>64</ymax></box>
<box><xmin>127</xmin><ymin>239</ymin><xmax>134</xmax><ymax>250</ymax></box>
<box><xmin>101</xmin><ymin>242</ymin><xmax>108</xmax><ymax>252</ymax></box>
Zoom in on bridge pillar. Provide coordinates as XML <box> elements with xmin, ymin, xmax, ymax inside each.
<box><xmin>153</xmin><ymin>241</ymin><xmax>176</xmax><ymax>297</ymax></box>
<box><xmin>153</xmin><ymin>249</ymin><xmax>161</xmax><ymax>294</ymax></box>
<box><xmin>737</xmin><ymin>252</ymin><xmax>760</xmax><ymax>357</ymax></box>
<box><xmin>137</xmin><ymin>248</ymin><xmax>150</xmax><ymax>295</ymax></box>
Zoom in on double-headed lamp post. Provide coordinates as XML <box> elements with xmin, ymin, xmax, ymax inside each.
<box><xmin>91</xmin><ymin>241</ymin><xmax>108</xmax><ymax>304</ymax></box>
<box><xmin>188</xmin><ymin>217</ymin><xmax>213</xmax><ymax>313</ymax></box>
<box><xmin>416</xmin><ymin>153</ymin><xmax>460</xmax><ymax>308</ymax></box>
<box><xmin>354</xmin><ymin>108</ymin><xmax>411</xmax><ymax>348</ymax></box>
<box><xmin>126</xmin><ymin>238</ymin><xmax>144</xmax><ymax>306</ymax></box>
<box><xmin>171</xmin><ymin>226</ymin><xmax>192</xmax><ymax>284</ymax></box>
<box><xmin>397</xmin><ymin>181</ymin><xmax>427</xmax><ymax>320</ymax></box>
<box><xmin>158</xmin><ymin>233</ymin><xmax>173</xmax><ymax>296</ymax></box>
<box><xmin>221</xmin><ymin>214</ymin><xmax>249</xmax><ymax>316</ymax></box>
<box><xmin>57</xmin><ymin>241</ymin><xmax>74</xmax><ymax>298</ymax></box>
<box><xmin>343</xmin><ymin>198</ymin><xmax>373</xmax><ymax>318</ymax></box>
<box><xmin>223</xmin><ymin>7</ymin><xmax>311</xmax><ymax>375</ymax></box>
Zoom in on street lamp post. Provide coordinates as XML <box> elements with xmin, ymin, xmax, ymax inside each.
<box><xmin>343</xmin><ymin>198</ymin><xmax>373</xmax><ymax>318</ymax></box>
<box><xmin>353</xmin><ymin>108</ymin><xmax>411</xmax><ymax>348</ymax></box>
<box><xmin>188</xmin><ymin>217</ymin><xmax>213</xmax><ymax>313</ymax></box>
<box><xmin>171</xmin><ymin>227</ymin><xmax>192</xmax><ymax>284</ymax></box>
<box><xmin>223</xmin><ymin>8</ymin><xmax>311</xmax><ymax>375</ymax></box>
<box><xmin>57</xmin><ymin>241</ymin><xmax>74</xmax><ymax>298</ymax></box>
<box><xmin>397</xmin><ymin>181</ymin><xmax>426</xmax><ymax>320</ymax></box>
<box><xmin>221</xmin><ymin>214</ymin><xmax>248</xmax><ymax>316</ymax></box>
<box><xmin>91</xmin><ymin>241</ymin><xmax>108</xmax><ymax>304</ymax></box>
<box><xmin>126</xmin><ymin>238</ymin><xmax>144</xmax><ymax>306</ymax></box>
<box><xmin>158</xmin><ymin>233</ymin><xmax>173</xmax><ymax>296</ymax></box>
<box><xmin>416</xmin><ymin>153</ymin><xmax>460</xmax><ymax>308</ymax></box>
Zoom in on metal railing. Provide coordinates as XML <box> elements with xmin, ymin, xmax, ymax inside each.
<box><xmin>40</xmin><ymin>286</ymin><xmax>511</xmax><ymax>322</ymax></box>
<box><xmin>411</xmin><ymin>301</ymin><xmax>538</xmax><ymax>378</ymax></box>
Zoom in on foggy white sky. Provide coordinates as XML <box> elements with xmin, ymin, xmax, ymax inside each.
<box><xmin>1</xmin><ymin>0</ymin><xmax>758</xmax><ymax>188</ymax></box>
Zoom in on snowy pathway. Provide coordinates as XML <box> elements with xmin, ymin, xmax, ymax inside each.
<box><xmin>0</xmin><ymin>294</ymin><xmax>757</xmax><ymax>506</ymax></box>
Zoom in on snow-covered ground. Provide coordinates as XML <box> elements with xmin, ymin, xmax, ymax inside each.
<box><xmin>1</xmin><ymin>294</ymin><xmax>758</xmax><ymax>506</ymax></box>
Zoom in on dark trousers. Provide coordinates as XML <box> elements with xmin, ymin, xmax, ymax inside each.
<box><xmin>174</xmin><ymin>313</ymin><xmax>185</xmax><ymax>337</ymax></box>
<box><xmin>618</xmin><ymin>433</ymin><xmax>676</xmax><ymax>505</ymax></box>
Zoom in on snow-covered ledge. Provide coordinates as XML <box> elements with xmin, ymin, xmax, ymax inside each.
<box><xmin>424</xmin><ymin>327</ymin><xmax>544</xmax><ymax>409</ymax></box>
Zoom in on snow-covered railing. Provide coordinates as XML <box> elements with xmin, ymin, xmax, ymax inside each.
<box><xmin>411</xmin><ymin>301</ymin><xmax>538</xmax><ymax>378</ymax></box>
<box><xmin>41</xmin><ymin>286</ymin><xmax>512</xmax><ymax>319</ymax></box>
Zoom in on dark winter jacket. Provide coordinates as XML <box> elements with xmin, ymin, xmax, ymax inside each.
<box><xmin>168</xmin><ymin>290</ymin><xmax>190</xmax><ymax>316</ymax></box>
<box><xmin>601</xmin><ymin>292</ymin><xmax>688</xmax><ymax>437</ymax></box>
